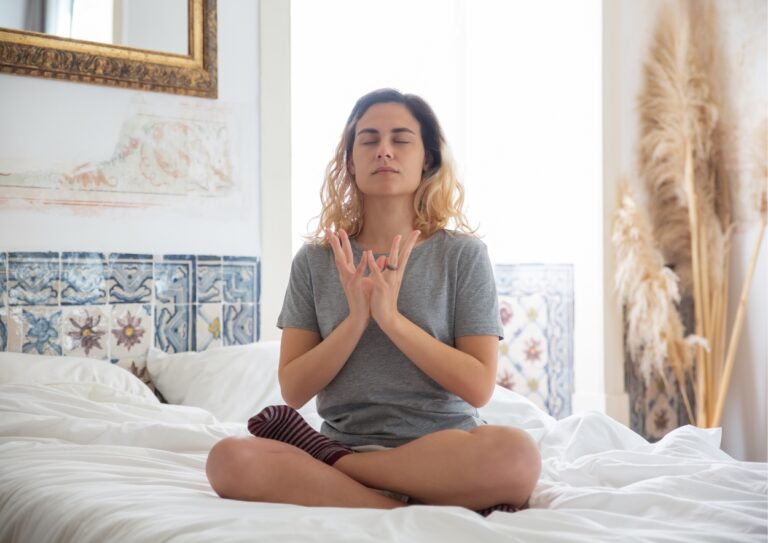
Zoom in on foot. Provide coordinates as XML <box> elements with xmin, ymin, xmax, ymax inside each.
<box><xmin>475</xmin><ymin>503</ymin><xmax>521</xmax><ymax>516</ymax></box>
<box><xmin>247</xmin><ymin>405</ymin><xmax>353</xmax><ymax>466</ymax></box>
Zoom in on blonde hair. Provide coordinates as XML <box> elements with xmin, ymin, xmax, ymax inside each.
<box><xmin>308</xmin><ymin>89</ymin><xmax>475</xmax><ymax>245</ymax></box>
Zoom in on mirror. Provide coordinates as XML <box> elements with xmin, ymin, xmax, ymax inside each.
<box><xmin>0</xmin><ymin>0</ymin><xmax>217</xmax><ymax>98</ymax></box>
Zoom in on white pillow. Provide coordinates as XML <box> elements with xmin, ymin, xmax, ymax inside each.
<box><xmin>479</xmin><ymin>385</ymin><xmax>556</xmax><ymax>433</ymax></box>
<box><xmin>0</xmin><ymin>352</ymin><xmax>159</xmax><ymax>403</ymax></box>
<box><xmin>144</xmin><ymin>341</ymin><xmax>553</xmax><ymax>432</ymax></box>
<box><xmin>146</xmin><ymin>342</ymin><xmax>291</xmax><ymax>423</ymax></box>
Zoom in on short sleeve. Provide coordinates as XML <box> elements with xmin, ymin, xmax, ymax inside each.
<box><xmin>453</xmin><ymin>240</ymin><xmax>503</xmax><ymax>339</ymax></box>
<box><xmin>277</xmin><ymin>245</ymin><xmax>320</xmax><ymax>333</ymax></box>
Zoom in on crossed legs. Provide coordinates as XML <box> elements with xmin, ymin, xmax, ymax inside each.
<box><xmin>206</xmin><ymin>424</ymin><xmax>541</xmax><ymax>510</ymax></box>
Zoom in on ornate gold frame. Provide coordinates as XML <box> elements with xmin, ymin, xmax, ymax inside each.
<box><xmin>0</xmin><ymin>0</ymin><xmax>217</xmax><ymax>98</ymax></box>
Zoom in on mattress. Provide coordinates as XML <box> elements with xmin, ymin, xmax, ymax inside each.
<box><xmin>0</xmin><ymin>351</ymin><xmax>765</xmax><ymax>542</ymax></box>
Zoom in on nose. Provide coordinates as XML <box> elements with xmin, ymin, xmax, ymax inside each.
<box><xmin>376</xmin><ymin>141</ymin><xmax>393</xmax><ymax>159</ymax></box>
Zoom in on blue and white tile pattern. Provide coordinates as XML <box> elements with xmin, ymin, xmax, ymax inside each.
<box><xmin>0</xmin><ymin>251</ymin><xmax>260</xmax><ymax>371</ymax></box>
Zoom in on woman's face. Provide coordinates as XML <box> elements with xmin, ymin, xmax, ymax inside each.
<box><xmin>348</xmin><ymin>102</ymin><xmax>427</xmax><ymax>199</ymax></box>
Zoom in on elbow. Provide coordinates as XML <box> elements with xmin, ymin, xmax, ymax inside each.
<box><xmin>277</xmin><ymin>372</ymin><xmax>308</xmax><ymax>410</ymax></box>
<box><xmin>465</xmin><ymin>382</ymin><xmax>496</xmax><ymax>408</ymax></box>
<box><xmin>279</xmin><ymin>388</ymin><xmax>306</xmax><ymax>410</ymax></box>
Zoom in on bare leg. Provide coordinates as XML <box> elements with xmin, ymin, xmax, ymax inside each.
<box><xmin>206</xmin><ymin>436</ymin><xmax>403</xmax><ymax>509</ymax></box>
<box><xmin>333</xmin><ymin>425</ymin><xmax>541</xmax><ymax>509</ymax></box>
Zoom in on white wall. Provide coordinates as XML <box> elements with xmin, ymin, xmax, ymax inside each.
<box><xmin>259</xmin><ymin>0</ymin><xmax>292</xmax><ymax>342</ymax></box>
<box><xmin>0</xmin><ymin>2</ymin><xmax>260</xmax><ymax>257</ymax></box>
<box><xmin>605</xmin><ymin>0</ymin><xmax>767</xmax><ymax>461</ymax></box>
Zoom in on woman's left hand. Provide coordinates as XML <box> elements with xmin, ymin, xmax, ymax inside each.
<box><xmin>365</xmin><ymin>230</ymin><xmax>421</xmax><ymax>329</ymax></box>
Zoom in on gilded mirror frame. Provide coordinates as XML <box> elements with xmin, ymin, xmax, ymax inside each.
<box><xmin>0</xmin><ymin>0</ymin><xmax>217</xmax><ymax>98</ymax></box>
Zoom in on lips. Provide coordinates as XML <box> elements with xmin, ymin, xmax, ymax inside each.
<box><xmin>373</xmin><ymin>167</ymin><xmax>398</xmax><ymax>174</ymax></box>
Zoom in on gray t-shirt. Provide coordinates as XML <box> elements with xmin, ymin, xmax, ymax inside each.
<box><xmin>277</xmin><ymin>229</ymin><xmax>503</xmax><ymax>447</ymax></box>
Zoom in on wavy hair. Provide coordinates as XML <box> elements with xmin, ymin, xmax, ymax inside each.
<box><xmin>309</xmin><ymin>89</ymin><xmax>475</xmax><ymax>244</ymax></box>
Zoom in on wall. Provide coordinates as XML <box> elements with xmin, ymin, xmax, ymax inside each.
<box><xmin>0</xmin><ymin>1</ymin><xmax>260</xmax><ymax>258</ymax></box>
<box><xmin>605</xmin><ymin>0</ymin><xmax>767</xmax><ymax>461</ymax></box>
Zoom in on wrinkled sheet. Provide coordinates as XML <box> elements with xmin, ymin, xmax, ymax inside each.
<box><xmin>0</xmin><ymin>382</ymin><xmax>765</xmax><ymax>543</ymax></box>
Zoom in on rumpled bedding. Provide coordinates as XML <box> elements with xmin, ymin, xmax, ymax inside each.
<box><xmin>0</xmin><ymin>379</ymin><xmax>765</xmax><ymax>542</ymax></box>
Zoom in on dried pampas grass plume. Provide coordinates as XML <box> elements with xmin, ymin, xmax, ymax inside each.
<box><xmin>637</xmin><ymin>3</ymin><xmax>720</xmax><ymax>296</ymax></box>
<box><xmin>613</xmin><ymin>185</ymin><xmax>696</xmax><ymax>404</ymax></box>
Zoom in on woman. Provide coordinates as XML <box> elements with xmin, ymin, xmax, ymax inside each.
<box><xmin>206</xmin><ymin>89</ymin><xmax>541</xmax><ymax>514</ymax></box>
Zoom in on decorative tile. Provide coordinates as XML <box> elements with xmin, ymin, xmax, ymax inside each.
<box><xmin>7</xmin><ymin>306</ymin><xmax>62</xmax><ymax>355</ymax></box>
<box><xmin>223</xmin><ymin>256</ymin><xmax>259</xmax><ymax>304</ymax></box>
<box><xmin>1</xmin><ymin>250</ymin><xmax>260</xmax><ymax>367</ymax></box>
<box><xmin>495</xmin><ymin>264</ymin><xmax>574</xmax><ymax>419</ymax></box>
<box><xmin>8</xmin><ymin>252</ymin><xmax>59</xmax><ymax>306</ymax></box>
<box><xmin>62</xmin><ymin>305</ymin><xmax>109</xmax><ymax>359</ymax></box>
<box><xmin>110</xmin><ymin>304</ymin><xmax>152</xmax><ymax>358</ymax></box>
<box><xmin>223</xmin><ymin>303</ymin><xmax>256</xmax><ymax>346</ymax></box>
<box><xmin>0</xmin><ymin>307</ymin><xmax>7</xmax><ymax>351</ymax></box>
<box><xmin>108</xmin><ymin>253</ymin><xmax>153</xmax><ymax>304</ymax></box>
<box><xmin>155</xmin><ymin>303</ymin><xmax>194</xmax><ymax>353</ymax></box>
<box><xmin>0</xmin><ymin>252</ymin><xmax>7</xmax><ymax>306</ymax></box>
<box><xmin>196</xmin><ymin>303</ymin><xmax>223</xmax><ymax>351</ymax></box>
<box><xmin>197</xmin><ymin>256</ymin><xmax>223</xmax><ymax>303</ymax></box>
<box><xmin>61</xmin><ymin>252</ymin><xmax>107</xmax><ymax>305</ymax></box>
<box><xmin>155</xmin><ymin>255</ymin><xmax>195</xmax><ymax>305</ymax></box>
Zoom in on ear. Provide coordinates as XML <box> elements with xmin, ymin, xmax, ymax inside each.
<box><xmin>348</xmin><ymin>158</ymin><xmax>356</xmax><ymax>176</ymax></box>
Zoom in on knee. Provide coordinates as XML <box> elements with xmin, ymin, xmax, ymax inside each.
<box><xmin>475</xmin><ymin>426</ymin><xmax>542</xmax><ymax>503</ymax></box>
<box><xmin>206</xmin><ymin>436</ymin><xmax>253</xmax><ymax>499</ymax></box>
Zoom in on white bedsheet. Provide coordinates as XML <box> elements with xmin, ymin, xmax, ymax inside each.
<box><xmin>0</xmin><ymin>381</ymin><xmax>765</xmax><ymax>543</ymax></box>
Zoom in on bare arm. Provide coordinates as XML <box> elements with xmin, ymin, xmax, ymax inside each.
<box><xmin>364</xmin><ymin>234</ymin><xmax>499</xmax><ymax>408</ymax></box>
<box><xmin>278</xmin><ymin>229</ymin><xmax>373</xmax><ymax>408</ymax></box>
<box><xmin>277</xmin><ymin>319</ymin><xmax>367</xmax><ymax>409</ymax></box>
<box><xmin>380</xmin><ymin>316</ymin><xmax>498</xmax><ymax>407</ymax></box>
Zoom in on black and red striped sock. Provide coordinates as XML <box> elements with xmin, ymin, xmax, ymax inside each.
<box><xmin>247</xmin><ymin>405</ymin><xmax>353</xmax><ymax>466</ymax></box>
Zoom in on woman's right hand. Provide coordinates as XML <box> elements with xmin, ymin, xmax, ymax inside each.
<box><xmin>326</xmin><ymin>228</ymin><xmax>372</xmax><ymax>330</ymax></box>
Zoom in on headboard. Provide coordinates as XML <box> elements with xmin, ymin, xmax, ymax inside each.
<box><xmin>0</xmin><ymin>252</ymin><xmax>578</xmax><ymax>419</ymax></box>
<box><xmin>0</xmin><ymin>251</ymin><xmax>260</xmax><ymax>387</ymax></box>
<box><xmin>494</xmin><ymin>264</ymin><xmax>574</xmax><ymax>419</ymax></box>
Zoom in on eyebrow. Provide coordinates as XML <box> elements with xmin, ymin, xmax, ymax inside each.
<box><xmin>356</xmin><ymin>127</ymin><xmax>417</xmax><ymax>137</ymax></box>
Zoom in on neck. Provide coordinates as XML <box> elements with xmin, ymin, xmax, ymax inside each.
<box><xmin>355</xmin><ymin>197</ymin><xmax>417</xmax><ymax>253</ymax></box>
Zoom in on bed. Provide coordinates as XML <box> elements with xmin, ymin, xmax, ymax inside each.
<box><xmin>0</xmin><ymin>343</ymin><xmax>765</xmax><ymax>542</ymax></box>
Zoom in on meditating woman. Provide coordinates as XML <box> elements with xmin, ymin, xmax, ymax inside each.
<box><xmin>206</xmin><ymin>88</ymin><xmax>541</xmax><ymax>515</ymax></box>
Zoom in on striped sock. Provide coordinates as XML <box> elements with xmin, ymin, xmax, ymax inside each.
<box><xmin>247</xmin><ymin>405</ymin><xmax>353</xmax><ymax>466</ymax></box>
<box><xmin>475</xmin><ymin>503</ymin><xmax>521</xmax><ymax>517</ymax></box>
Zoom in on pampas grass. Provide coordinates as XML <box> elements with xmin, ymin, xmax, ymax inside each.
<box><xmin>618</xmin><ymin>2</ymin><xmax>753</xmax><ymax>429</ymax></box>
<box><xmin>712</xmin><ymin>146</ymin><xmax>768</xmax><ymax>427</ymax></box>
<box><xmin>613</xmin><ymin>185</ymin><xmax>696</xmax><ymax>422</ymax></box>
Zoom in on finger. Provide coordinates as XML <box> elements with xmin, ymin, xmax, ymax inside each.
<box><xmin>367</xmin><ymin>251</ymin><xmax>384</xmax><ymax>280</ymax></box>
<box><xmin>354</xmin><ymin>250</ymin><xmax>369</xmax><ymax>278</ymax></box>
<box><xmin>387</xmin><ymin>235</ymin><xmax>402</xmax><ymax>269</ymax></box>
<box><xmin>376</xmin><ymin>255</ymin><xmax>387</xmax><ymax>272</ymax></box>
<box><xmin>326</xmin><ymin>229</ymin><xmax>342</xmax><ymax>260</ymax></box>
<box><xmin>340</xmin><ymin>229</ymin><xmax>354</xmax><ymax>266</ymax></box>
<box><xmin>327</xmin><ymin>229</ymin><xmax>350</xmax><ymax>274</ymax></box>
<box><xmin>398</xmin><ymin>230</ymin><xmax>421</xmax><ymax>271</ymax></box>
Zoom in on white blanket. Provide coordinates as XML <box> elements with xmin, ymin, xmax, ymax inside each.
<box><xmin>0</xmin><ymin>379</ymin><xmax>765</xmax><ymax>542</ymax></box>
